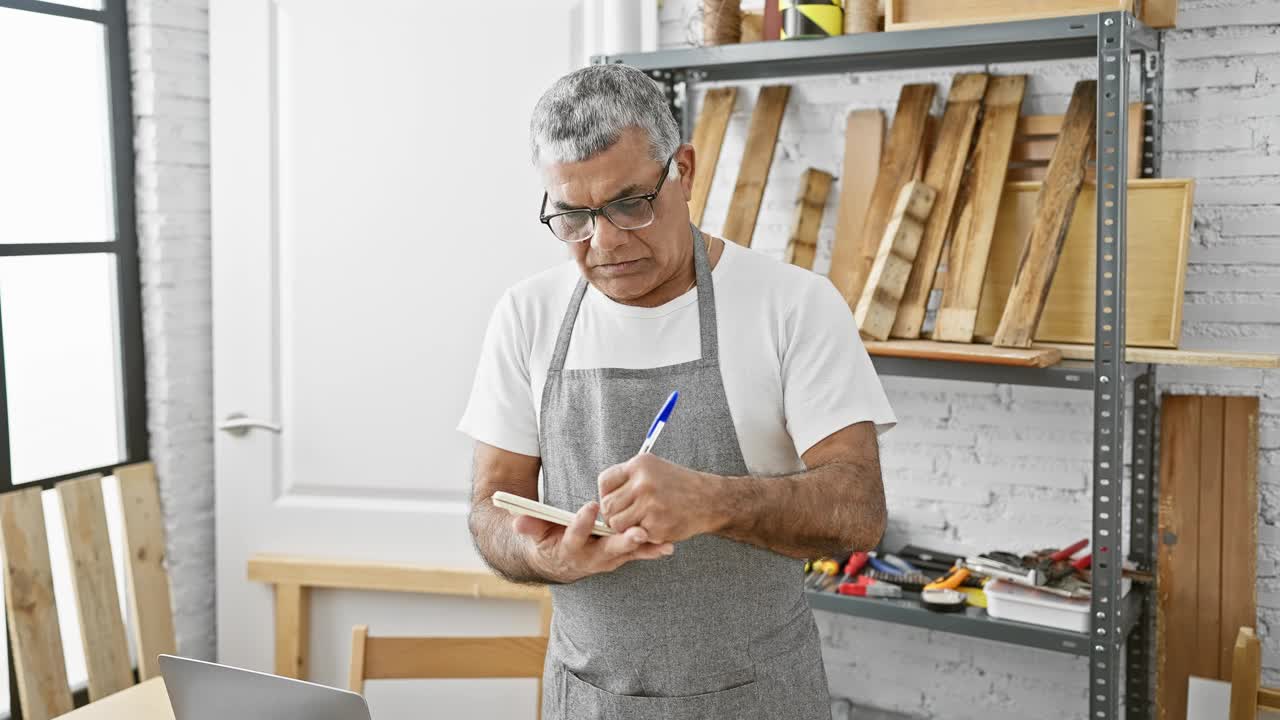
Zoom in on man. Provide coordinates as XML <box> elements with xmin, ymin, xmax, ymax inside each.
<box><xmin>459</xmin><ymin>64</ymin><xmax>895</xmax><ymax>719</ymax></box>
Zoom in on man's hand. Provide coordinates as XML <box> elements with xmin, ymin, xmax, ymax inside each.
<box><xmin>513</xmin><ymin>500</ymin><xmax>674</xmax><ymax>584</ymax></box>
<box><xmin>597</xmin><ymin>453</ymin><xmax>725</xmax><ymax>544</ymax></box>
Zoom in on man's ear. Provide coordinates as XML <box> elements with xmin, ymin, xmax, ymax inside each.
<box><xmin>674</xmin><ymin>143</ymin><xmax>696</xmax><ymax>201</ymax></box>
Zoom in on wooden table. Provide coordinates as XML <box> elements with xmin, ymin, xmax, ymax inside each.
<box><xmin>60</xmin><ymin>678</ymin><xmax>174</xmax><ymax>720</ymax></box>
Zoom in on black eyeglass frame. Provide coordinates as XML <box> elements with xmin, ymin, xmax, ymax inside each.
<box><xmin>538</xmin><ymin>154</ymin><xmax>675</xmax><ymax>243</ymax></box>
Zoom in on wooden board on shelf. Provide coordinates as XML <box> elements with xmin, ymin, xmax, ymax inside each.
<box><xmin>1140</xmin><ymin>0</ymin><xmax>1177</xmax><ymax>29</ymax></box>
<box><xmin>838</xmin><ymin>83</ymin><xmax>935</xmax><ymax>307</ymax></box>
<box><xmin>689</xmin><ymin>87</ymin><xmax>738</xmax><ymax>226</ymax></box>
<box><xmin>1008</xmin><ymin>102</ymin><xmax>1143</xmax><ymax>182</ymax></box>
<box><xmin>854</xmin><ymin>181</ymin><xmax>937</xmax><ymax>340</ymax></box>
<box><xmin>1157</xmin><ymin>395</ymin><xmax>1260</xmax><ymax>719</ymax></box>
<box><xmin>973</xmin><ymin>178</ymin><xmax>1193</xmax><ymax>348</ymax></box>
<box><xmin>933</xmin><ymin>75</ymin><xmax>1027</xmax><ymax>343</ymax></box>
<box><xmin>829</xmin><ymin>110</ymin><xmax>884</xmax><ymax>297</ymax></box>
<box><xmin>993</xmin><ymin>80</ymin><xmax>1096</xmax><ymax>348</ymax></box>
<box><xmin>785</xmin><ymin>168</ymin><xmax>834</xmax><ymax>270</ymax></box>
<box><xmin>723</xmin><ymin>85</ymin><xmax>790</xmax><ymax>247</ymax></box>
<box><xmin>863</xmin><ymin>339</ymin><xmax>1062</xmax><ymax>367</ymax></box>
<box><xmin>891</xmin><ymin>72</ymin><xmax>988</xmax><ymax>339</ymax></box>
<box><xmin>885</xmin><ymin>0</ymin><xmax>1130</xmax><ymax>31</ymax></box>
<box><xmin>1033</xmin><ymin>343</ymin><xmax>1280</xmax><ymax>369</ymax></box>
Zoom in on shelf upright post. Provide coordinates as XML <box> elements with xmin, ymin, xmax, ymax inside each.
<box><xmin>1091</xmin><ymin>10</ymin><xmax>1131</xmax><ymax>720</ymax></box>
<box><xmin>1126</xmin><ymin>368</ymin><xmax>1157</xmax><ymax>720</ymax></box>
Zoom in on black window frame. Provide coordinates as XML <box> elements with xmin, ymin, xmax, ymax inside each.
<box><xmin>0</xmin><ymin>0</ymin><xmax>148</xmax><ymax>716</ymax></box>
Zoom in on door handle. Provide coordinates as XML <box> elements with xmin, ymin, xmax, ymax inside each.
<box><xmin>218</xmin><ymin>412</ymin><xmax>283</xmax><ymax>437</ymax></box>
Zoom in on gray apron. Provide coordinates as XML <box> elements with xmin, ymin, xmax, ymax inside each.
<box><xmin>538</xmin><ymin>225</ymin><xmax>831</xmax><ymax>719</ymax></box>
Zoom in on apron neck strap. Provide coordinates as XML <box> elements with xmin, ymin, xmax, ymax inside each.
<box><xmin>549</xmin><ymin>223</ymin><xmax>719</xmax><ymax>372</ymax></box>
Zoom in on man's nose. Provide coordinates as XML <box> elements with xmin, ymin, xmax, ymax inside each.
<box><xmin>591</xmin><ymin>215</ymin><xmax>628</xmax><ymax>250</ymax></box>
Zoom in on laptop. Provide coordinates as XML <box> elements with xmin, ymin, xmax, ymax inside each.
<box><xmin>159</xmin><ymin>655</ymin><xmax>372</xmax><ymax>720</ymax></box>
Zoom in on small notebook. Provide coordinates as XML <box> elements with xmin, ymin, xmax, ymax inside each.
<box><xmin>491</xmin><ymin>491</ymin><xmax>616</xmax><ymax>536</ymax></box>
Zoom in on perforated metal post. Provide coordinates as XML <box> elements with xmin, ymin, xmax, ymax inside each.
<box><xmin>1091</xmin><ymin>11</ymin><xmax>1129</xmax><ymax>720</ymax></box>
<box><xmin>1140</xmin><ymin>44</ymin><xmax>1163</xmax><ymax>178</ymax></box>
<box><xmin>1126</xmin><ymin>369</ymin><xmax>1157</xmax><ymax>720</ymax></box>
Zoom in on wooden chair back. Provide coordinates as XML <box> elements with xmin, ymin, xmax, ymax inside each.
<box><xmin>1007</xmin><ymin>101</ymin><xmax>1143</xmax><ymax>182</ymax></box>
<box><xmin>348</xmin><ymin>626</ymin><xmax>548</xmax><ymax>696</ymax></box>
<box><xmin>0</xmin><ymin>463</ymin><xmax>177</xmax><ymax>719</ymax></box>
<box><xmin>1230</xmin><ymin>626</ymin><xmax>1280</xmax><ymax>719</ymax></box>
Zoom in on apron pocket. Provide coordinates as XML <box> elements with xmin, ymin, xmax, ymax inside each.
<box><xmin>562</xmin><ymin>666</ymin><xmax>760</xmax><ymax>720</ymax></box>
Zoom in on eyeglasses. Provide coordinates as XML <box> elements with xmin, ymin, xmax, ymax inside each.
<box><xmin>538</xmin><ymin>155</ymin><xmax>674</xmax><ymax>244</ymax></box>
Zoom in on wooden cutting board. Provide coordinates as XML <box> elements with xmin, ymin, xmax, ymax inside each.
<box><xmin>992</xmin><ymin>80</ymin><xmax>1096</xmax><ymax>348</ymax></box>
<box><xmin>723</xmin><ymin>85</ymin><xmax>790</xmax><ymax>247</ymax></box>
<box><xmin>829</xmin><ymin>110</ymin><xmax>884</xmax><ymax>295</ymax></box>
<box><xmin>932</xmin><ymin>75</ymin><xmax>1026</xmax><ymax>343</ymax></box>
<box><xmin>973</xmin><ymin>178</ymin><xmax>1193</xmax><ymax>348</ymax></box>
<box><xmin>891</xmin><ymin>72</ymin><xmax>989</xmax><ymax>339</ymax></box>
<box><xmin>838</xmin><ymin>84</ymin><xmax>935</xmax><ymax>307</ymax></box>
<box><xmin>688</xmin><ymin>87</ymin><xmax>738</xmax><ymax>226</ymax></box>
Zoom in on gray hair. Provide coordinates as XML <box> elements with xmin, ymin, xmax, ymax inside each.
<box><xmin>529</xmin><ymin>64</ymin><xmax>681</xmax><ymax>167</ymax></box>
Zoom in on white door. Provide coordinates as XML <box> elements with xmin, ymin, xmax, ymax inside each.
<box><xmin>209</xmin><ymin>1</ymin><xmax>571</xmax><ymax>717</ymax></box>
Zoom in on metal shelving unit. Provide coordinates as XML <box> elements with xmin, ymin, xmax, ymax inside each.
<box><xmin>596</xmin><ymin>12</ymin><xmax>1163</xmax><ymax>718</ymax></box>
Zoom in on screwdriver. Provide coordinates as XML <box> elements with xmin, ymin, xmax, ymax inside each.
<box><xmin>828</xmin><ymin>552</ymin><xmax>870</xmax><ymax>592</ymax></box>
<box><xmin>806</xmin><ymin>558</ymin><xmax>839</xmax><ymax>589</ymax></box>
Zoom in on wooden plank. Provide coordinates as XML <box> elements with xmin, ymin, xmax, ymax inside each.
<box><xmin>837</xmin><ymin>83</ymin><xmax>935</xmax><ymax>307</ymax></box>
<box><xmin>992</xmin><ymin>80</ymin><xmax>1096</xmax><ymax>348</ymax></box>
<box><xmin>1157</xmin><ymin>395</ymin><xmax>1201</xmax><ymax>720</ymax></box>
<box><xmin>913</xmin><ymin>114</ymin><xmax>938</xmax><ymax>181</ymax></box>
<box><xmin>885</xmin><ymin>0</ymin><xmax>1129</xmax><ymax>31</ymax></box>
<box><xmin>688</xmin><ymin>87</ymin><xmax>738</xmax><ymax>226</ymax></box>
<box><xmin>741</xmin><ymin>12</ymin><xmax>764</xmax><ymax>42</ymax></box>
<box><xmin>1220</xmin><ymin>397</ymin><xmax>1259</xmax><ymax>679</ymax></box>
<box><xmin>1032</xmin><ymin>343</ymin><xmax>1280</xmax><ymax>368</ymax></box>
<box><xmin>1229</xmin><ymin>628</ymin><xmax>1261</xmax><ymax>720</ymax></box>
<box><xmin>1140</xmin><ymin>0</ymin><xmax>1177</xmax><ymax>29</ymax></box>
<box><xmin>1195</xmin><ymin>396</ymin><xmax>1224</xmax><ymax>682</ymax></box>
<box><xmin>364</xmin><ymin>636</ymin><xmax>548</xmax><ymax>680</ymax></box>
<box><xmin>349</xmin><ymin>625</ymin><xmax>368</xmax><ymax>694</ymax></box>
<box><xmin>248</xmin><ymin>554</ymin><xmax>549</xmax><ymax>601</ymax></box>
<box><xmin>58</xmin><ymin>474</ymin><xmax>135</xmax><ymax>701</ymax></box>
<box><xmin>784</xmin><ymin>168</ymin><xmax>834</xmax><ymax>270</ymax></box>
<box><xmin>274</xmin><ymin>583</ymin><xmax>310</xmax><ymax>679</ymax></box>
<box><xmin>829</xmin><ymin>110</ymin><xmax>884</xmax><ymax>297</ymax></box>
<box><xmin>0</xmin><ymin>487</ymin><xmax>74</xmax><ymax>720</ymax></box>
<box><xmin>58</xmin><ymin>677</ymin><xmax>174</xmax><ymax>720</ymax></box>
<box><xmin>722</xmin><ymin>85</ymin><xmax>789</xmax><ymax>247</ymax></box>
<box><xmin>115</xmin><ymin>462</ymin><xmax>177</xmax><ymax>681</ymax></box>
<box><xmin>973</xmin><ymin>179</ymin><xmax>1193</xmax><ymax>348</ymax></box>
<box><xmin>933</xmin><ymin>75</ymin><xmax>1026</xmax><ymax>343</ymax></box>
<box><xmin>854</xmin><ymin>181</ymin><xmax>937</xmax><ymax>340</ymax></box>
<box><xmin>891</xmin><ymin>72</ymin><xmax>988</xmax><ymax>339</ymax></box>
<box><xmin>862</xmin><ymin>339</ymin><xmax>1061</xmax><ymax>367</ymax></box>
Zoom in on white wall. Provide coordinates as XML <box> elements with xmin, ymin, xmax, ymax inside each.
<box><xmin>129</xmin><ymin>0</ymin><xmax>1279</xmax><ymax>715</ymax></box>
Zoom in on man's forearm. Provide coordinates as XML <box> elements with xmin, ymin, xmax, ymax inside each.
<box><xmin>707</xmin><ymin>456</ymin><xmax>886</xmax><ymax>559</ymax></box>
<box><xmin>467</xmin><ymin>499</ymin><xmax>558</xmax><ymax>585</ymax></box>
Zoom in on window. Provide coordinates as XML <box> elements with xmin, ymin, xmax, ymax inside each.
<box><xmin>0</xmin><ymin>0</ymin><xmax>147</xmax><ymax>716</ymax></box>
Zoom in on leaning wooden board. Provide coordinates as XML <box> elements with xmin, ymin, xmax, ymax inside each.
<box><xmin>838</xmin><ymin>83</ymin><xmax>935</xmax><ymax>307</ymax></box>
<box><xmin>854</xmin><ymin>181</ymin><xmax>937</xmax><ymax>340</ymax></box>
<box><xmin>688</xmin><ymin>87</ymin><xmax>738</xmax><ymax>226</ymax></box>
<box><xmin>862</xmin><ymin>339</ymin><xmax>1061</xmax><ymax>367</ymax></box>
<box><xmin>932</xmin><ymin>75</ymin><xmax>1027</xmax><ymax>343</ymax></box>
<box><xmin>829</xmin><ymin>110</ymin><xmax>884</xmax><ymax>297</ymax></box>
<box><xmin>1157</xmin><ymin>395</ymin><xmax>1259</xmax><ymax>720</ymax></box>
<box><xmin>885</xmin><ymin>0</ymin><xmax>1130</xmax><ymax>30</ymax></box>
<box><xmin>891</xmin><ymin>72</ymin><xmax>988</xmax><ymax>339</ymax></box>
<box><xmin>723</xmin><ymin>85</ymin><xmax>790</xmax><ymax>247</ymax></box>
<box><xmin>785</xmin><ymin>168</ymin><xmax>834</xmax><ymax>270</ymax></box>
<box><xmin>973</xmin><ymin>179</ymin><xmax>1193</xmax><ymax>348</ymax></box>
<box><xmin>993</xmin><ymin>80</ymin><xmax>1096</xmax><ymax>348</ymax></box>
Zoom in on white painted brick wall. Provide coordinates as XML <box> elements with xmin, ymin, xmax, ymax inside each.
<box><xmin>653</xmin><ymin>0</ymin><xmax>1277</xmax><ymax>715</ymax></box>
<box><xmin>127</xmin><ymin>0</ymin><xmax>214</xmax><ymax>661</ymax></box>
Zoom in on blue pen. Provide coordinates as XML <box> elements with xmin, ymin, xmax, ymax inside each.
<box><xmin>638</xmin><ymin>391</ymin><xmax>679</xmax><ymax>454</ymax></box>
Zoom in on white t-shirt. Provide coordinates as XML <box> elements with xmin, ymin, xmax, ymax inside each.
<box><xmin>458</xmin><ymin>240</ymin><xmax>896</xmax><ymax>477</ymax></box>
